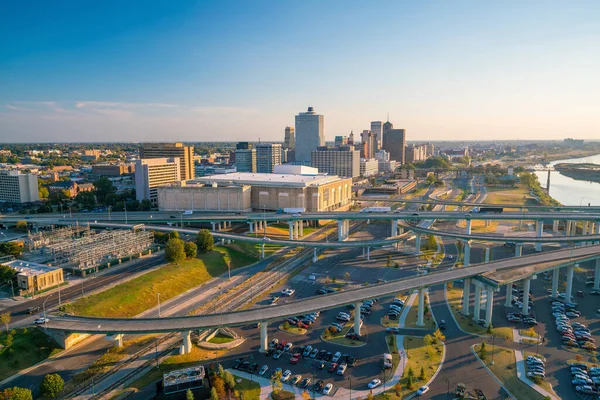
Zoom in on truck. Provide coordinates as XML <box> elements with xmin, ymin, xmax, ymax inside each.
<box><xmin>381</xmin><ymin>353</ymin><xmax>393</xmax><ymax>369</ymax></box>
<box><xmin>477</xmin><ymin>207</ymin><xmax>503</xmax><ymax>214</ymax></box>
<box><xmin>183</xmin><ymin>210</ymin><xmax>194</xmax><ymax>215</ymax></box>
<box><xmin>360</xmin><ymin>207</ymin><xmax>391</xmax><ymax>213</ymax></box>
<box><xmin>454</xmin><ymin>383</ymin><xmax>466</xmax><ymax>399</ymax></box>
<box><xmin>276</xmin><ymin>208</ymin><xmax>305</xmax><ymax>214</ymax></box>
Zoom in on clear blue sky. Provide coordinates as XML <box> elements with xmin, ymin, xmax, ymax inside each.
<box><xmin>1</xmin><ymin>1</ymin><xmax>599</xmax><ymax>142</ymax></box>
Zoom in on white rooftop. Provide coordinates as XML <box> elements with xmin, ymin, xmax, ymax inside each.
<box><xmin>5</xmin><ymin>260</ymin><xmax>59</xmax><ymax>276</ymax></box>
<box><xmin>273</xmin><ymin>164</ymin><xmax>319</xmax><ymax>175</ymax></box>
<box><xmin>194</xmin><ymin>172</ymin><xmax>343</xmax><ymax>187</ymax></box>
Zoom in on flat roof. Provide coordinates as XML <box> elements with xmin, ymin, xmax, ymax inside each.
<box><xmin>193</xmin><ymin>172</ymin><xmax>345</xmax><ymax>188</ymax></box>
<box><xmin>5</xmin><ymin>260</ymin><xmax>59</xmax><ymax>276</ymax></box>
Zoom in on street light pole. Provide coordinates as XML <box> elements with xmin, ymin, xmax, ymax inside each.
<box><xmin>491</xmin><ymin>335</ymin><xmax>496</xmax><ymax>365</ymax></box>
<box><xmin>262</xmin><ymin>205</ymin><xmax>266</xmax><ymax>238</ymax></box>
<box><xmin>157</xmin><ymin>293</ymin><xmax>161</xmax><ymax>317</ymax></box>
<box><xmin>446</xmin><ymin>378</ymin><xmax>450</xmax><ymax>400</ymax></box>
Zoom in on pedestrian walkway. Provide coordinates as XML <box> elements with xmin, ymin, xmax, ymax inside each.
<box><xmin>512</xmin><ymin>328</ymin><xmax>541</xmax><ymax>344</ymax></box>
<box><xmin>514</xmin><ymin>350</ymin><xmax>558</xmax><ymax>400</ymax></box>
<box><xmin>398</xmin><ymin>291</ymin><xmax>417</xmax><ymax>328</ymax></box>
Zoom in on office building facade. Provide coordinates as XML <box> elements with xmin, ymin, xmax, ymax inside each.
<box><xmin>256</xmin><ymin>143</ymin><xmax>282</xmax><ymax>173</ymax></box>
<box><xmin>383</xmin><ymin>128</ymin><xmax>406</xmax><ymax>164</ymax></box>
<box><xmin>140</xmin><ymin>142</ymin><xmax>194</xmax><ymax>180</ymax></box>
<box><xmin>0</xmin><ymin>170</ymin><xmax>40</xmax><ymax>203</ymax></box>
<box><xmin>283</xmin><ymin>127</ymin><xmax>295</xmax><ymax>150</ymax></box>
<box><xmin>135</xmin><ymin>157</ymin><xmax>181</xmax><ymax>205</ymax></box>
<box><xmin>311</xmin><ymin>146</ymin><xmax>360</xmax><ymax>178</ymax></box>
<box><xmin>360</xmin><ymin>158</ymin><xmax>379</xmax><ymax>177</ymax></box>
<box><xmin>371</xmin><ymin>121</ymin><xmax>383</xmax><ymax>150</ymax></box>
<box><xmin>295</xmin><ymin>106</ymin><xmax>325</xmax><ymax>162</ymax></box>
<box><xmin>235</xmin><ymin>148</ymin><xmax>257</xmax><ymax>172</ymax></box>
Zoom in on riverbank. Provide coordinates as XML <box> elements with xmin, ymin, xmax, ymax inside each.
<box><xmin>554</xmin><ymin>163</ymin><xmax>600</xmax><ymax>183</ymax></box>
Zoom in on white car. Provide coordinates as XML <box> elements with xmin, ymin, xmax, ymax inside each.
<box><xmin>368</xmin><ymin>379</ymin><xmax>381</xmax><ymax>389</ymax></box>
<box><xmin>34</xmin><ymin>317</ymin><xmax>49</xmax><ymax>324</ymax></box>
<box><xmin>417</xmin><ymin>385</ymin><xmax>430</xmax><ymax>395</ymax></box>
<box><xmin>280</xmin><ymin>370</ymin><xmax>291</xmax><ymax>382</ymax></box>
<box><xmin>323</xmin><ymin>383</ymin><xmax>333</xmax><ymax>395</ymax></box>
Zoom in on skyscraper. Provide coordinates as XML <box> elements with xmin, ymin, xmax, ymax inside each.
<box><xmin>360</xmin><ymin>130</ymin><xmax>374</xmax><ymax>159</ymax></box>
<box><xmin>140</xmin><ymin>142</ymin><xmax>194</xmax><ymax>180</ymax></box>
<box><xmin>256</xmin><ymin>143</ymin><xmax>282</xmax><ymax>173</ymax></box>
<box><xmin>371</xmin><ymin>121</ymin><xmax>383</xmax><ymax>150</ymax></box>
<box><xmin>295</xmin><ymin>106</ymin><xmax>324</xmax><ymax>163</ymax></box>
<box><xmin>383</xmin><ymin>129</ymin><xmax>406</xmax><ymax>165</ymax></box>
<box><xmin>383</xmin><ymin>119</ymin><xmax>393</xmax><ymax>138</ymax></box>
<box><xmin>235</xmin><ymin>148</ymin><xmax>257</xmax><ymax>172</ymax></box>
<box><xmin>284</xmin><ymin>126</ymin><xmax>296</xmax><ymax>150</ymax></box>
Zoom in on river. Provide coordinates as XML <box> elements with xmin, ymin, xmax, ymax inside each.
<box><xmin>534</xmin><ymin>154</ymin><xmax>600</xmax><ymax>206</ymax></box>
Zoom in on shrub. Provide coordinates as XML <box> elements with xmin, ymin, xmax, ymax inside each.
<box><xmin>40</xmin><ymin>374</ymin><xmax>65</xmax><ymax>399</ymax></box>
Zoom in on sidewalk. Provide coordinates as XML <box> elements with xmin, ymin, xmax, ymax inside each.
<box><xmin>512</xmin><ymin>328</ymin><xmax>541</xmax><ymax>344</ymax></box>
<box><xmin>398</xmin><ymin>291</ymin><xmax>418</xmax><ymax>328</ymax></box>
<box><xmin>514</xmin><ymin>350</ymin><xmax>558</xmax><ymax>400</ymax></box>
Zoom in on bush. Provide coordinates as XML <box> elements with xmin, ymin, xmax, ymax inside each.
<box><xmin>1</xmin><ymin>386</ymin><xmax>33</xmax><ymax>400</ymax></box>
<box><xmin>40</xmin><ymin>374</ymin><xmax>64</xmax><ymax>399</ymax></box>
<box><xmin>184</xmin><ymin>241</ymin><xmax>197</xmax><ymax>258</ymax></box>
<box><xmin>165</xmin><ymin>238</ymin><xmax>186</xmax><ymax>263</ymax></box>
<box><xmin>195</xmin><ymin>229</ymin><xmax>214</xmax><ymax>253</ymax></box>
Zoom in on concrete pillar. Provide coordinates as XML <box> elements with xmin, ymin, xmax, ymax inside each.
<box><xmin>338</xmin><ymin>220</ymin><xmax>344</xmax><ymax>242</ymax></box>
<box><xmin>464</xmin><ymin>241</ymin><xmax>471</xmax><ymax>266</ymax></box>
<box><xmin>313</xmin><ymin>248</ymin><xmax>318</xmax><ymax>263</ymax></box>
<box><xmin>415</xmin><ymin>234</ymin><xmax>421</xmax><ymax>254</ymax></box>
<box><xmin>354</xmin><ymin>302</ymin><xmax>363</xmax><ymax>335</ymax></box>
<box><xmin>345</xmin><ymin>220</ymin><xmax>349</xmax><ymax>237</ymax></box>
<box><xmin>552</xmin><ymin>268</ymin><xmax>560</xmax><ymax>299</ymax></box>
<box><xmin>259</xmin><ymin>322</ymin><xmax>268</xmax><ymax>353</ymax></box>
<box><xmin>299</xmin><ymin>221</ymin><xmax>304</xmax><ymax>237</ymax></box>
<box><xmin>519</xmin><ymin>218</ymin><xmax>523</xmax><ymax>230</ymax></box>
<box><xmin>462</xmin><ymin>278</ymin><xmax>471</xmax><ymax>315</ymax></box>
<box><xmin>522</xmin><ymin>278</ymin><xmax>531</xmax><ymax>315</ymax></box>
<box><xmin>473</xmin><ymin>285</ymin><xmax>482</xmax><ymax>321</ymax></box>
<box><xmin>366</xmin><ymin>246</ymin><xmax>370</xmax><ymax>260</ymax></box>
<box><xmin>566</xmin><ymin>221</ymin><xmax>572</xmax><ymax>236</ymax></box>
<box><xmin>465</xmin><ymin>219</ymin><xmax>472</xmax><ymax>235</ymax></box>
<box><xmin>109</xmin><ymin>334</ymin><xmax>123</xmax><ymax>348</ymax></box>
<box><xmin>417</xmin><ymin>288</ymin><xmax>426</xmax><ymax>326</ymax></box>
<box><xmin>211</xmin><ymin>222</ymin><xmax>216</xmax><ymax>231</ymax></box>
<box><xmin>535</xmin><ymin>220</ymin><xmax>543</xmax><ymax>252</ymax></box>
<box><xmin>566</xmin><ymin>265</ymin><xmax>575</xmax><ymax>302</ymax></box>
<box><xmin>362</xmin><ymin>247</ymin><xmax>365</xmax><ymax>257</ymax></box>
<box><xmin>515</xmin><ymin>244</ymin><xmax>522</xmax><ymax>257</ymax></box>
<box><xmin>485</xmin><ymin>247</ymin><xmax>491</xmax><ymax>263</ymax></box>
<box><xmin>595</xmin><ymin>223</ymin><xmax>600</xmax><ymax>245</ymax></box>
<box><xmin>485</xmin><ymin>286</ymin><xmax>494</xmax><ymax>327</ymax></box>
<box><xmin>248</xmin><ymin>222</ymin><xmax>254</xmax><ymax>233</ymax></box>
<box><xmin>505</xmin><ymin>283</ymin><xmax>513</xmax><ymax>307</ymax></box>
<box><xmin>571</xmin><ymin>221</ymin><xmax>577</xmax><ymax>236</ymax></box>
<box><xmin>553</xmin><ymin>220</ymin><xmax>559</xmax><ymax>233</ymax></box>
<box><xmin>288</xmin><ymin>221</ymin><xmax>294</xmax><ymax>240</ymax></box>
<box><xmin>485</xmin><ymin>219</ymin><xmax>491</xmax><ymax>228</ymax></box>
<box><xmin>181</xmin><ymin>331</ymin><xmax>192</xmax><ymax>354</ymax></box>
<box><xmin>261</xmin><ymin>243</ymin><xmax>265</xmax><ymax>259</ymax></box>
<box><xmin>594</xmin><ymin>259</ymin><xmax>600</xmax><ymax>290</ymax></box>
<box><xmin>391</xmin><ymin>220</ymin><xmax>398</xmax><ymax>237</ymax></box>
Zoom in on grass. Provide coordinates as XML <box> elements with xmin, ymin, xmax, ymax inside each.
<box><xmin>128</xmin><ymin>344</ymin><xmax>228</xmax><ymax>391</ymax></box>
<box><xmin>381</xmin><ymin>316</ymin><xmax>399</xmax><ymax>328</ymax></box>
<box><xmin>445</xmin><ymin>287</ymin><xmax>513</xmax><ymax>341</ymax></box>
<box><xmin>374</xmin><ymin>336</ymin><xmax>443</xmax><ymax>400</ymax></box>
<box><xmin>519</xmin><ymin>328</ymin><xmax>538</xmax><ymax>338</ymax></box>
<box><xmin>208</xmin><ymin>333</ymin><xmax>234</xmax><ymax>344</ymax></box>
<box><xmin>0</xmin><ymin>328</ymin><xmax>62</xmax><ymax>381</ymax></box>
<box><xmin>230</xmin><ymin>240</ymin><xmax>283</xmax><ymax>258</ymax></box>
<box><xmin>271</xmin><ymin>390</ymin><xmax>296</xmax><ymax>400</ymax></box>
<box><xmin>473</xmin><ymin>344</ymin><xmax>546</xmax><ymax>400</ymax></box>
<box><xmin>404</xmin><ymin>292</ymin><xmax>436</xmax><ymax>329</ymax></box>
<box><xmin>321</xmin><ymin>317</ymin><xmax>363</xmax><ymax>346</ymax></box>
<box><xmin>483</xmin><ymin>186</ymin><xmax>539</xmax><ymax>208</ymax></box>
<box><xmin>278</xmin><ymin>324</ymin><xmax>307</xmax><ymax>335</ymax></box>
<box><xmin>62</xmin><ymin>346</ymin><xmax>126</xmax><ymax>394</ymax></box>
<box><xmin>66</xmin><ymin>246</ymin><xmax>256</xmax><ymax>318</ymax></box>
<box><xmin>235</xmin><ymin>377</ymin><xmax>261</xmax><ymax>400</ymax></box>
<box><xmin>457</xmin><ymin>219</ymin><xmax>500</xmax><ymax>233</ymax></box>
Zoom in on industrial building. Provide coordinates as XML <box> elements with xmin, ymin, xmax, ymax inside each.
<box><xmin>0</xmin><ymin>170</ymin><xmax>40</xmax><ymax>203</ymax></box>
<box><xmin>135</xmin><ymin>157</ymin><xmax>181</xmax><ymax>205</ymax></box>
<box><xmin>157</xmin><ymin>181</ymin><xmax>251</xmax><ymax>211</ymax></box>
<box><xmin>140</xmin><ymin>142</ymin><xmax>195</xmax><ymax>180</ymax></box>
<box><xmin>4</xmin><ymin>259</ymin><xmax>64</xmax><ymax>295</ymax></box>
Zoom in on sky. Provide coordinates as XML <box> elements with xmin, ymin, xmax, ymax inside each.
<box><xmin>1</xmin><ymin>0</ymin><xmax>599</xmax><ymax>143</ymax></box>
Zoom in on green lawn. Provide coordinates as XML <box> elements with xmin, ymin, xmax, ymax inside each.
<box><xmin>404</xmin><ymin>292</ymin><xmax>436</xmax><ymax>329</ymax></box>
<box><xmin>375</xmin><ymin>336</ymin><xmax>443</xmax><ymax>400</ymax></box>
<box><xmin>235</xmin><ymin>377</ymin><xmax>261</xmax><ymax>400</ymax></box>
<box><xmin>473</xmin><ymin>344</ymin><xmax>546</xmax><ymax>400</ymax></box>
<box><xmin>483</xmin><ymin>186</ymin><xmax>539</xmax><ymax>208</ymax></box>
<box><xmin>208</xmin><ymin>333</ymin><xmax>234</xmax><ymax>344</ymax></box>
<box><xmin>228</xmin><ymin>240</ymin><xmax>283</xmax><ymax>259</ymax></box>
<box><xmin>0</xmin><ymin>328</ymin><xmax>62</xmax><ymax>381</ymax></box>
<box><xmin>67</xmin><ymin>246</ymin><xmax>257</xmax><ymax>318</ymax></box>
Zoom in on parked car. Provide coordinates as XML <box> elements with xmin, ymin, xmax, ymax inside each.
<box><xmin>258</xmin><ymin>365</ymin><xmax>269</xmax><ymax>375</ymax></box>
<box><xmin>368</xmin><ymin>379</ymin><xmax>382</xmax><ymax>389</ymax></box>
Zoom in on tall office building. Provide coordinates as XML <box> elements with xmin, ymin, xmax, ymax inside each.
<box><xmin>235</xmin><ymin>148</ymin><xmax>257</xmax><ymax>172</ymax></box>
<box><xmin>311</xmin><ymin>145</ymin><xmax>360</xmax><ymax>178</ymax></box>
<box><xmin>383</xmin><ymin>129</ymin><xmax>406</xmax><ymax>165</ymax></box>
<box><xmin>283</xmin><ymin>127</ymin><xmax>296</xmax><ymax>150</ymax></box>
<box><xmin>256</xmin><ymin>143</ymin><xmax>282</xmax><ymax>173</ymax></box>
<box><xmin>140</xmin><ymin>142</ymin><xmax>194</xmax><ymax>180</ymax></box>
<box><xmin>334</xmin><ymin>136</ymin><xmax>348</xmax><ymax>146</ymax></box>
<box><xmin>295</xmin><ymin>106</ymin><xmax>325</xmax><ymax>162</ymax></box>
<box><xmin>348</xmin><ymin>131</ymin><xmax>355</xmax><ymax>145</ymax></box>
<box><xmin>360</xmin><ymin>130</ymin><xmax>375</xmax><ymax>159</ymax></box>
<box><xmin>371</xmin><ymin>121</ymin><xmax>383</xmax><ymax>150</ymax></box>
<box><xmin>135</xmin><ymin>158</ymin><xmax>181</xmax><ymax>205</ymax></box>
<box><xmin>0</xmin><ymin>170</ymin><xmax>40</xmax><ymax>203</ymax></box>
<box><xmin>236</xmin><ymin>142</ymin><xmax>250</xmax><ymax>150</ymax></box>
<box><xmin>383</xmin><ymin>119</ymin><xmax>393</xmax><ymax>137</ymax></box>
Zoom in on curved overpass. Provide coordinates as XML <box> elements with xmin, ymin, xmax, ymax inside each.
<box><xmin>45</xmin><ymin>244</ymin><xmax>600</xmax><ymax>334</ymax></box>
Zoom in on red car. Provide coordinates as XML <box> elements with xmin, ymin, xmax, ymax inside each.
<box><xmin>277</xmin><ymin>340</ymin><xmax>287</xmax><ymax>350</ymax></box>
<box><xmin>328</xmin><ymin>362</ymin><xmax>338</xmax><ymax>372</ymax></box>
<box><xmin>297</xmin><ymin>322</ymin><xmax>308</xmax><ymax>329</ymax></box>
<box><xmin>290</xmin><ymin>353</ymin><xmax>301</xmax><ymax>364</ymax></box>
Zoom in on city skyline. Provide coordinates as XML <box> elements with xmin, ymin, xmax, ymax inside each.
<box><xmin>1</xmin><ymin>1</ymin><xmax>599</xmax><ymax>142</ymax></box>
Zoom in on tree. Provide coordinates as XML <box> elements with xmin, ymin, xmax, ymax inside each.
<box><xmin>211</xmin><ymin>375</ymin><xmax>226</xmax><ymax>399</ymax></box>
<box><xmin>433</xmin><ymin>328</ymin><xmax>446</xmax><ymax>343</ymax></box>
<box><xmin>165</xmin><ymin>238</ymin><xmax>186</xmax><ymax>263</ymax></box>
<box><xmin>75</xmin><ymin>191</ymin><xmax>97</xmax><ymax>209</ymax></box>
<box><xmin>15</xmin><ymin>221</ymin><xmax>27</xmax><ymax>232</ymax></box>
<box><xmin>423</xmin><ymin>334</ymin><xmax>434</xmax><ymax>346</ymax></box>
<box><xmin>222</xmin><ymin>370</ymin><xmax>236</xmax><ymax>391</ymax></box>
<box><xmin>0</xmin><ymin>265</ymin><xmax>17</xmax><ymax>283</ymax></box>
<box><xmin>1</xmin><ymin>387</ymin><xmax>33</xmax><ymax>400</ymax></box>
<box><xmin>486</xmin><ymin>324</ymin><xmax>493</xmax><ymax>334</ymax></box>
<box><xmin>426</xmin><ymin>235</ymin><xmax>436</xmax><ymax>251</ymax></box>
<box><xmin>195</xmin><ymin>229</ymin><xmax>214</xmax><ymax>253</ymax></box>
<box><xmin>184</xmin><ymin>241</ymin><xmax>197</xmax><ymax>258</ymax></box>
<box><xmin>419</xmin><ymin>366</ymin><xmax>426</xmax><ymax>380</ymax></box>
<box><xmin>0</xmin><ymin>242</ymin><xmax>24</xmax><ymax>257</ymax></box>
<box><xmin>168</xmin><ymin>231</ymin><xmax>179</xmax><ymax>240</ymax></box>
<box><xmin>4</xmin><ymin>333</ymin><xmax>13</xmax><ymax>348</ymax></box>
<box><xmin>0</xmin><ymin>312</ymin><xmax>11</xmax><ymax>332</ymax></box>
<box><xmin>186</xmin><ymin>389</ymin><xmax>194</xmax><ymax>400</ymax></box>
<box><xmin>407</xmin><ymin>367</ymin><xmax>414</xmax><ymax>378</ymax></box>
<box><xmin>140</xmin><ymin>199</ymin><xmax>152</xmax><ymax>211</ymax></box>
<box><xmin>270</xmin><ymin>369</ymin><xmax>283</xmax><ymax>393</ymax></box>
<box><xmin>394</xmin><ymin>382</ymin><xmax>401</xmax><ymax>396</ymax></box>
<box><xmin>93</xmin><ymin>177</ymin><xmax>116</xmax><ymax>205</ymax></box>
<box><xmin>209</xmin><ymin>387</ymin><xmax>219</xmax><ymax>400</ymax></box>
<box><xmin>387</xmin><ymin>255</ymin><xmax>392</xmax><ymax>267</ymax></box>
<box><xmin>367</xmin><ymin>391</ymin><xmax>374</xmax><ymax>400</ymax></box>
<box><xmin>344</xmin><ymin>271</ymin><xmax>351</xmax><ymax>282</ymax></box>
<box><xmin>40</xmin><ymin>373</ymin><xmax>64</xmax><ymax>399</ymax></box>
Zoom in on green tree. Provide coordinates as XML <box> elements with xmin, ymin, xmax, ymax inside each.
<box><xmin>407</xmin><ymin>375</ymin><xmax>415</xmax><ymax>390</ymax></box>
<box><xmin>1</xmin><ymin>312</ymin><xmax>11</xmax><ymax>332</ymax></box>
<box><xmin>270</xmin><ymin>369</ymin><xmax>283</xmax><ymax>393</ymax></box>
<box><xmin>222</xmin><ymin>370</ymin><xmax>236</xmax><ymax>390</ymax></box>
<box><xmin>40</xmin><ymin>373</ymin><xmax>64</xmax><ymax>399</ymax></box>
<box><xmin>74</xmin><ymin>191</ymin><xmax>97</xmax><ymax>209</ymax></box>
<box><xmin>186</xmin><ymin>389</ymin><xmax>194</xmax><ymax>400</ymax></box>
<box><xmin>165</xmin><ymin>238</ymin><xmax>186</xmax><ymax>263</ymax></box>
<box><xmin>419</xmin><ymin>366</ymin><xmax>426</xmax><ymax>380</ymax></box>
<box><xmin>0</xmin><ymin>265</ymin><xmax>17</xmax><ymax>282</ymax></box>
<box><xmin>423</xmin><ymin>334</ymin><xmax>434</xmax><ymax>346</ymax></box>
<box><xmin>426</xmin><ymin>235</ymin><xmax>436</xmax><ymax>250</ymax></box>
<box><xmin>4</xmin><ymin>333</ymin><xmax>13</xmax><ymax>347</ymax></box>
<box><xmin>15</xmin><ymin>221</ymin><xmax>28</xmax><ymax>232</ymax></box>
<box><xmin>195</xmin><ymin>229</ymin><xmax>214</xmax><ymax>253</ymax></box>
<box><xmin>38</xmin><ymin>186</ymin><xmax>49</xmax><ymax>200</ymax></box>
<box><xmin>1</xmin><ymin>387</ymin><xmax>33</xmax><ymax>400</ymax></box>
<box><xmin>93</xmin><ymin>177</ymin><xmax>116</xmax><ymax>205</ymax></box>
<box><xmin>407</xmin><ymin>367</ymin><xmax>414</xmax><ymax>378</ymax></box>
<box><xmin>209</xmin><ymin>387</ymin><xmax>219</xmax><ymax>400</ymax></box>
<box><xmin>168</xmin><ymin>231</ymin><xmax>180</xmax><ymax>240</ymax></box>
<box><xmin>0</xmin><ymin>242</ymin><xmax>23</xmax><ymax>257</ymax></box>
<box><xmin>184</xmin><ymin>241</ymin><xmax>197</xmax><ymax>258</ymax></box>
<box><xmin>140</xmin><ymin>199</ymin><xmax>152</xmax><ymax>211</ymax></box>
<box><xmin>433</xmin><ymin>328</ymin><xmax>446</xmax><ymax>343</ymax></box>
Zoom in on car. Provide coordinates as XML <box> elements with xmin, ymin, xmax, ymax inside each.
<box><xmin>360</xmin><ymin>307</ymin><xmax>371</xmax><ymax>315</ymax></box>
<box><xmin>313</xmin><ymin>380</ymin><xmax>324</xmax><ymax>392</ymax></box>
<box><xmin>309</xmin><ymin>348</ymin><xmax>319</xmax><ymax>358</ymax></box>
<box><xmin>586</xmin><ymin>280</ymin><xmax>595</xmax><ymax>286</ymax></box>
<box><xmin>347</xmin><ymin>356</ymin><xmax>358</xmax><ymax>367</ymax></box>
<box><xmin>284</xmin><ymin>342</ymin><xmax>293</xmax><ymax>352</ymax></box>
<box><xmin>273</xmin><ymin>349</ymin><xmax>284</xmax><ymax>359</ymax></box>
<box><xmin>591</xmin><ymin>290</ymin><xmax>600</xmax><ymax>295</ymax></box>
<box><xmin>258</xmin><ymin>364</ymin><xmax>269</xmax><ymax>375</ymax></box>
<box><xmin>270</xmin><ymin>296</ymin><xmax>279</xmax><ymax>305</ymax></box>
<box><xmin>566</xmin><ymin>312</ymin><xmax>580</xmax><ymax>318</ymax></box>
<box><xmin>317</xmin><ymin>361</ymin><xmax>326</xmax><ymax>370</ymax></box>
<box><xmin>332</xmin><ymin>351</ymin><xmax>342</xmax><ymax>363</ymax></box>
<box><xmin>300</xmin><ymin>378</ymin><xmax>311</xmax><ymax>388</ymax></box>
<box><xmin>416</xmin><ymin>386</ymin><xmax>430</xmax><ymax>395</ymax></box>
<box><xmin>368</xmin><ymin>379</ymin><xmax>382</xmax><ymax>389</ymax></box>
<box><xmin>316</xmin><ymin>288</ymin><xmax>327</xmax><ymax>294</ymax></box>
<box><xmin>291</xmin><ymin>374</ymin><xmax>302</xmax><ymax>385</ymax></box>
<box><xmin>576</xmin><ymin>385</ymin><xmax>595</xmax><ymax>392</ymax></box>
<box><xmin>524</xmin><ymin>319</ymin><xmax>538</xmax><ymax>326</ymax></box>
<box><xmin>328</xmin><ymin>362</ymin><xmax>338</xmax><ymax>372</ymax></box>
<box><xmin>573</xmin><ymin>378</ymin><xmax>591</xmax><ymax>385</ymax></box>
<box><xmin>337</xmin><ymin>315</ymin><xmax>350</xmax><ymax>322</ymax></box>
<box><xmin>323</xmin><ymin>383</ymin><xmax>334</xmax><ymax>395</ymax></box>
<box><xmin>290</xmin><ymin>353</ymin><xmax>300</xmax><ymax>364</ymax></box>
<box><xmin>239</xmin><ymin>361</ymin><xmax>251</xmax><ymax>371</ymax></box>
<box><xmin>26</xmin><ymin>307</ymin><xmax>41</xmax><ymax>314</ymax></box>
<box><xmin>302</xmin><ymin>345</ymin><xmax>313</xmax><ymax>357</ymax></box>
<box><xmin>412</xmin><ymin>213</ymin><xmax>420</xmax><ymax>216</ymax></box>
<box><xmin>232</xmin><ymin>358</ymin><xmax>244</xmax><ymax>369</ymax></box>
<box><xmin>337</xmin><ymin>363</ymin><xmax>347</xmax><ymax>375</ymax></box>
<box><xmin>389</xmin><ymin>304</ymin><xmax>403</xmax><ymax>312</ymax></box>
<box><xmin>439</xmin><ymin>320</ymin><xmax>447</xmax><ymax>329</ymax></box>
<box><xmin>281</xmin><ymin>370</ymin><xmax>291</xmax><ymax>382</ymax></box>
<box><xmin>388</xmin><ymin>313</ymin><xmax>398</xmax><ymax>320</ymax></box>
<box><xmin>34</xmin><ymin>317</ymin><xmax>49</xmax><ymax>324</ymax></box>
<box><xmin>248</xmin><ymin>363</ymin><xmax>259</xmax><ymax>373</ymax></box>
<box><xmin>386</xmin><ymin>327</ymin><xmax>401</xmax><ymax>334</ymax></box>
<box><xmin>324</xmin><ymin>352</ymin><xmax>333</xmax><ymax>361</ymax></box>
<box><xmin>346</xmin><ymin>333</ymin><xmax>361</xmax><ymax>340</ymax></box>
<box><xmin>338</xmin><ymin>311</ymin><xmax>350</xmax><ymax>318</ymax></box>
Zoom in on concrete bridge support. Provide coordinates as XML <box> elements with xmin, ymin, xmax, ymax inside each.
<box><xmin>288</xmin><ymin>221</ymin><xmax>294</xmax><ymax>240</ymax></box>
<box><xmin>594</xmin><ymin>259</ymin><xmax>600</xmax><ymax>291</ymax></box>
<box><xmin>515</xmin><ymin>244</ymin><xmax>522</xmax><ymax>257</ymax></box>
<box><xmin>211</xmin><ymin>222</ymin><xmax>216</xmax><ymax>231</ymax></box>
<box><xmin>462</xmin><ymin>279</ymin><xmax>471</xmax><ymax>315</ymax></box>
<box><xmin>484</xmin><ymin>286</ymin><xmax>494</xmax><ymax>327</ymax></box>
<box><xmin>354</xmin><ymin>302</ymin><xmax>363</xmax><ymax>335</ymax></box>
<box><xmin>571</xmin><ymin>221</ymin><xmax>577</xmax><ymax>236</ymax></box>
<box><xmin>248</xmin><ymin>222</ymin><xmax>254</xmax><ymax>233</ymax></box>
<box><xmin>484</xmin><ymin>247</ymin><xmax>491</xmax><ymax>263</ymax></box>
<box><xmin>313</xmin><ymin>248</ymin><xmax>318</xmax><ymax>263</ymax></box>
<box><xmin>566</xmin><ymin>221</ymin><xmax>572</xmax><ymax>236</ymax></box>
<box><xmin>391</xmin><ymin>220</ymin><xmax>398</xmax><ymax>237</ymax></box>
<box><xmin>595</xmin><ymin>223</ymin><xmax>600</xmax><ymax>245</ymax></box>
<box><xmin>299</xmin><ymin>221</ymin><xmax>304</xmax><ymax>237</ymax></box>
<box><xmin>522</xmin><ymin>278</ymin><xmax>531</xmax><ymax>315</ymax></box>
<box><xmin>552</xmin><ymin>268</ymin><xmax>560</xmax><ymax>298</ymax></box>
<box><xmin>415</xmin><ymin>234</ymin><xmax>421</xmax><ymax>254</ymax></box>
<box><xmin>505</xmin><ymin>283</ymin><xmax>513</xmax><ymax>307</ymax></box>
<box><xmin>566</xmin><ymin>265</ymin><xmax>575</xmax><ymax>302</ymax></box>
<box><xmin>535</xmin><ymin>220</ymin><xmax>543</xmax><ymax>252</ymax></box>
<box><xmin>417</xmin><ymin>288</ymin><xmax>426</xmax><ymax>327</ymax></box>
<box><xmin>366</xmin><ymin>246</ymin><xmax>371</xmax><ymax>261</ymax></box>
<box><xmin>553</xmin><ymin>220</ymin><xmax>559</xmax><ymax>233</ymax></box>
<box><xmin>465</xmin><ymin>219</ymin><xmax>472</xmax><ymax>235</ymax></box>
<box><xmin>473</xmin><ymin>285</ymin><xmax>482</xmax><ymax>321</ymax></box>
<box><xmin>261</xmin><ymin>244</ymin><xmax>265</xmax><ymax>259</ymax></box>
<box><xmin>108</xmin><ymin>334</ymin><xmax>124</xmax><ymax>348</ymax></box>
<box><xmin>338</xmin><ymin>220</ymin><xmax>349</xmax><ymax>241</ymax></box>
<box><xmin>259</xmin><ymin>322</ymin><xmax>268</xmax><ymax>353</ymax></box>
<box><xmin>463</xmin><ymin>240</ymin><xmax>471</xmax><ymax>266</ymax></box>
<box><xmin>181</xmin><ymin>331</ymin><xmax>192</xmax><ymax>354</ymax></box>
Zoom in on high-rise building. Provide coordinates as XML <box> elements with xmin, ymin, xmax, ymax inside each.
<box><xmin>235</xmin><ymin>148</ymin><xmax>257</xmax><ymax>172</ymax></box>
<box><xmin>0</xmin><ymin>170</ymin><xmax>40</xmax><ymax>203</ymax></box>
<box><xmin>348</xmin><ymin>131</ymin><xmax>355</xmax><ymax>145</ymax></box>
<box><xmin>236</xmin><ymin>142</ymin><xmax>250</xmax><ymax>150</ymax></box>
<box><xmin>383</xmin><ymin>129</ymin><xmax>406</xmax><ymax>165</ymax></box>
<box><xmin>256</xmin><ymin>143</ymin><xmax>282</xmax><ymax>173</ymax></box>
<box><xmin>295</xmin><ymin>106</ymin><xmax>325</xmax><ymax>162</ymax></box>
<box><xmin>383</xmin><ymin>119</ymin><xmax>393</xmax><ymax>137</ymax></box>
<box><xmin>311</xmin><ymin>145</ymin><xmax>360</xmax><ymax>178</ymax></box>
<box><xmin>284</xmin><ymin>127</ymin><xmax>296</xmax><ymax>150</ymax></box>
<box><xmin>335</xmin><ymin>136</ymin><xmax>348</xmax><ymax>146</ymax></box>
<box><xmin>360</xmin><ymin>158</ymin><xmax>379</xmax><ymax>177</ymax></box>
<box><xmin>135</xmin><ymin>158</ymin><xmax>181</xmax><ymax>205</ymax></box>
<box><xmin>371</xmin><ymin>121</ymin><xmax>383</xmax><ymax>150</ymax></box>
<box><xmin>360</xmin><ymin>130</ymin><xmax>374</xmax><ymax>159</ymax></box>
<box><xmin>140</xmin><ymin>142</ymin><xmax>194</xmax><ymax>180</ymax></box>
